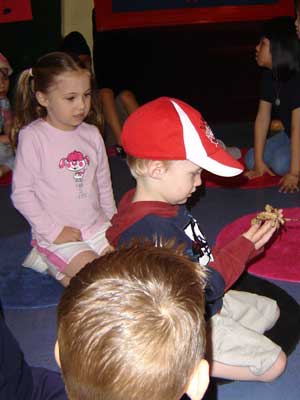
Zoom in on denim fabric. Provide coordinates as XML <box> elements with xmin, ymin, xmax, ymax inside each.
<box><xmin>0</xmin><ymin>142</ymin><xmax>14</xmax><ymax>169</ymax></box>
<box><xmin>244</xmin><ymin>131</ymin><xmax>290</xmax><ymax>176</ymax></box>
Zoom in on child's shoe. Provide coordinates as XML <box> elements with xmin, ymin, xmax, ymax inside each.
<box><xmin>22</xmin><ymin>248</ymin><xmax>48</xmax><ymax>274</ymax></box>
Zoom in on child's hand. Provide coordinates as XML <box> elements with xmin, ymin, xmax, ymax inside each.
<box><xmin>279</xmin><ymin>173</ymin><xmax>299</xmax><ymax>193</ymax></box>
<box><xmin>54</xmin><ymin>226</ymin><xmax>82</xmax><ymax>244</ymax></box>
<box><xmin>242</xmin><ymin>220</ymin><xmax>278</xmax><ymax>250</ymax></box>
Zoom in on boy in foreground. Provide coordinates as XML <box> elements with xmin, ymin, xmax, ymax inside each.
<box><xmin>106</xmin><ymin>97</ymin><xmax>286</xmax><ymax>381</ymax></box>
<box><xmin>55</xmin><ymin>243</ymin><xmax>209</xmax><ymax>400</ymax></box>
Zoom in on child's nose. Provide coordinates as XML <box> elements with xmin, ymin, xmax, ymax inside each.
<box><xmin>78</xmin><ymin>97</ymin><xmax>85</xmax><ymax>109</ymax></box>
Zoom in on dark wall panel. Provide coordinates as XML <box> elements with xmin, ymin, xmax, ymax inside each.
<box><xmin>94</xmin><ymin>21</ymin><xmax>265</xmax><ymax>124</ymax></box>
<box><xmin>0</xmin><ymin>0</ymin><xmax>61</xmax><ymax>89</ymax></box>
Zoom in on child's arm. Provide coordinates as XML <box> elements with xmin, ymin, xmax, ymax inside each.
<box><xmin>211</xmin><ymin>220</ymin><xmax>278</xmax><ymax>291</ymax></box>
<box><xmin>95</xmin><ymin>132</ymin><xmax>117</xmax><ymax>219</ymax></box>
<box><xmin>0</xmin><ymin>98</ymin><xmax>12</xmax><ymax>143</ymax></box>
<box><xmin>244</xmin><ymin>100</ymin><xmax>274</xmax><ymax>178</ymax></box>
<box><xmin>279</xmin><ymin>107</ymin><xmax>300</xmax><ymax>193</ymax></box>
<box><xmin>11</xmin><ymin>132</ymin><xmax>65</xmax><ymax>243</ymax></box>
<box><xmin>53</xmin><ymin>226</ymin><xmax>82</xmax><ymax>244</ymax></box>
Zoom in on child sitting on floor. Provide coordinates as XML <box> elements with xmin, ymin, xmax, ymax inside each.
<box><xmin>55</xmin><ymin>242</ymin><xmax>209</xmax><ymax>400</ymax></box>
<box><xmin>0</xmin><ymin>53</ymin><xmax>14</xmax><ymax>178</ymax></box>
<box><xmin>106</xmin><ymin>96</ymin><xmax>286</xmax><ymax>382</ymax></box>
<box><xmin>11</xmin><ymin>52</ymin><xmax>116</xmax><ymax>286</ymax></box>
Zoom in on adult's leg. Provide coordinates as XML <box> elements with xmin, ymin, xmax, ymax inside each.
<box><xmin>99</xmin><ymin>88</ymin><xmax>123</xmax><ymax>145</ymax></box>
<box><xmin>244</xmin><ymin>131</ymin><xmax>289</xmax><ymax>173</ymax></box>
<box><xmin>119</xmin><ymin>90</ymin><xmax>139</xmax><ymax>114</ymax></box>
<box><xmin>268</xmin><ymin>137</ymin><xmax>290</xmax><ymax>175</ymax></box>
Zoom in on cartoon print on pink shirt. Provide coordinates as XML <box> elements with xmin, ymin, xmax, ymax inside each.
<box><xmin>59</xmin><ymin>150</ymin><xmax>90</xmax><ymax>184</ymax></box>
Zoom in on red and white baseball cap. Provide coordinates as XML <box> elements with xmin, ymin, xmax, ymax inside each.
<box><xmin>122</xmin><ymin>97</ymin><xmax>244</xmax><ymax>177</ymax></box>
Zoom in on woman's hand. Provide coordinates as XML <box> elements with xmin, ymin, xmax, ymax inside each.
<box><xmin>279</xmin><ymin>173</ymin><xmax>299</xmax><ymax>193</ymax></box>
<box><xmin>244</xmin><ymin>161</ymin><xmax>274</xmax><ymax>179</ymax></box>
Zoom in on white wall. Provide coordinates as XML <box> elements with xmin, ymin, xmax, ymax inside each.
<box><xmin>61</xmin><ymin>0</ymin><xmax>94</xmax><ymax>54</ymax></box>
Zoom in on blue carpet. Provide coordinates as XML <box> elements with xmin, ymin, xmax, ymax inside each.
<box><xmin>0</xmin><ymin>231</ymin><xmax>64</xmax><ymax>309</ymax></box>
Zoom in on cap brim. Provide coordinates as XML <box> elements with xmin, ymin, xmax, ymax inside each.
<box><xmin>190</xmin><ymin>147</ymin><xmax>244</xmax><ymax>177</ymax></box>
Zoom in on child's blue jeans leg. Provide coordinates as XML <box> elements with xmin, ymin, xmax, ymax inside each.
<box><xmin>244</xmin><ymin>132</ymin><xmax>290</xmax><ymax>176</ymax></box>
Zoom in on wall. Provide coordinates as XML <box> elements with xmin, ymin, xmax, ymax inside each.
<box><xmin>0</xmin><ymin>0</ymin><xmax>61</xmax><ymax>76</ymax></box>
<box><xmin>93</xmin><ymin>21</ymin><xmax>263</xmax><ymax>124</ymax></box>
<box><xmin>61</xmin><ymin>0</ymin><xmax>94</xmax><ymax>56</ymax></box>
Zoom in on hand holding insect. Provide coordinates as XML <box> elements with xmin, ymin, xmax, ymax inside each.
<box><xmin>251</xmin><ymin>204</ymin><xmax>285</xmax><ymax>227</ymax></box>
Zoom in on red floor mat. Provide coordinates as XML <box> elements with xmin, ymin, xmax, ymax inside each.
<box><xmin>216</xmin><ymin>207</ymin><xmax>300</xmax><ymax>282</ymax></box>
<box><xmin>203</xmin><ymin>148</ymin><xmax>281</xmax><ymax>189</ymax></box>
<box><xmin>0</xmin><ymin>170</ymin><xmax>12</xmax><ymax>186</ymax></box>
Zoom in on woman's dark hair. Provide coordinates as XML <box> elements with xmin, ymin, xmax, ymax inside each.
<box><xmin>60</xmin><ymin>31</ymin><xmax>91</xmax><ymax>56</ymax></box>
<box><xmin>262</xmin><ymin>16</ymin><xmax>300</xmax><ymax>80</ymax></box>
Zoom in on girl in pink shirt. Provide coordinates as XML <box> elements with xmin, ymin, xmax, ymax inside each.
<box><xmin>11</xmin><ymin>52</ymin><xmax>116</xmax><ymax>286</ymax></box>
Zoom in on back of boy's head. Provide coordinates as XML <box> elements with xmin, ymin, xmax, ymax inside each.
<box><xmin>57</xmin><ymin>242</ymin><xmax>207</xmax><ymax>400</ymax></box>
<box><xmin>262</xmin><ymin>16</ymin><xmax>300</xmax><ymax>76</ymax></box>
<box><xmin>11</xmin><ymin>51</ymin><xmax>101</xmax><ymax>149</ymax></box>
<box><xmin>122</xmin><ymin>97</ymin><xmax>243</xmax><ymax>178</ymax></box>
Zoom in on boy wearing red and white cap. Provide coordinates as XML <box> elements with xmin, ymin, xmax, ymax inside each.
<box><xmin>106</xmin><ymin>97</ymin><xmax>286</xmax><ymax>382</ymax></box>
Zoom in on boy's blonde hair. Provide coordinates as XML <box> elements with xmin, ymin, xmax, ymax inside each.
<box><xmin>57</xmin><ymin>242</ymin><xmax>206</xmax><ymax>400</ymax></box>
<box><xmin>11</xmin><ymin>51</ymin><xmax>103</xmax><ymax>149</ymax></box>
<box><xmin>127</xmin><ymin>154</ymin><xmax>172</xmax><ymax>177</ymax></box>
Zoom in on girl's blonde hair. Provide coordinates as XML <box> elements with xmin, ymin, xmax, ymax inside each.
<box><xmin>11</xmin><ymin>51</ymin><xmax>103</xmax><ymax>149</ymax></box>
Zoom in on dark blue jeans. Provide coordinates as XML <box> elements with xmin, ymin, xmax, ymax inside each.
<box><xmin>244</xmin><ymin>131</ymin><xmax>290</xmax><ymax>176</ymax></box>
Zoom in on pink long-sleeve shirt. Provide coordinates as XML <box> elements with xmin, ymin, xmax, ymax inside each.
<box><xmin>12</xmin><ymin>119</ymin><xmax>116</xmax><ymax>244</ymax></box>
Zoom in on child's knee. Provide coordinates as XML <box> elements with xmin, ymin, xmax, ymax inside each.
<box><xmin>258</xmin><ymin>351</ymin><xmax>287</xmax><ymax>382</ymax></box>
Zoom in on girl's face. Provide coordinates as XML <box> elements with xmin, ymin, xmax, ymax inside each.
<box><xmin>37</xmin><ymin>70</ymin><xmax>92</xmax><ymax>131</ymax></box>
<box><xmin>255</xmin><ymin>37</ymin><xmax>272</xmax><ymax>69</ymax></box>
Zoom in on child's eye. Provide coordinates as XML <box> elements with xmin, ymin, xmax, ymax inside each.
<box><xmin>85</xmin><ymin>92</ymin><xmax>91</xmax><ymax>98</ymax></box>
<box><xmin>66</xmin><ymin>97</ymin><xmax>75</xmax><ymax>101</ymax></box>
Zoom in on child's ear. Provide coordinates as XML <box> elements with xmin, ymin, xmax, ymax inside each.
<box><xmin>35</xmin><ymin>91</ymin><xmax>48</xmax><ymax>107</ymax></box>
<box><xmin>186</xmin><ymin>359</ymin><xmax>210</xmax><ymax>400</ymax></box>
<box><xmin>148</xmin><ymin>160</ymin><xmax>167</xmax><ymax>179</ymax></box>
<box><xmin>54</xmin><ymin>340</ymin><xmax>61</xmax><ymax>368</ymax></box>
